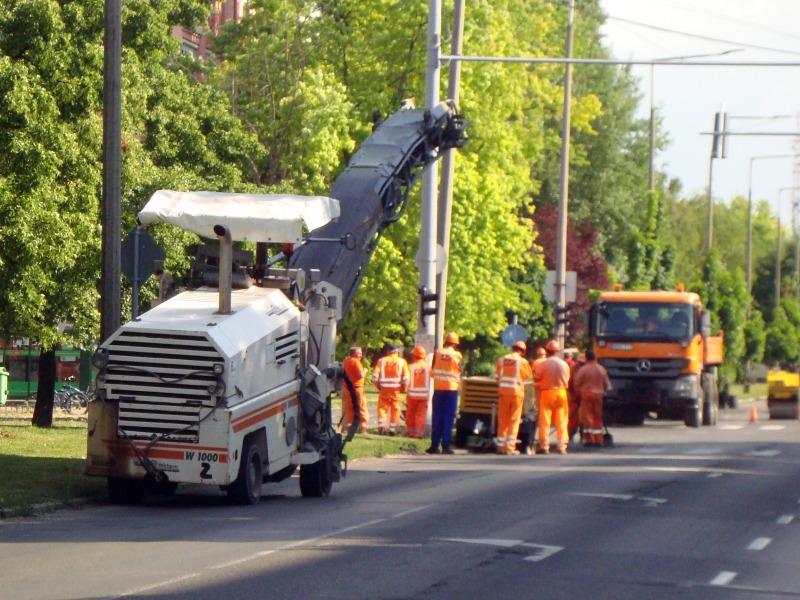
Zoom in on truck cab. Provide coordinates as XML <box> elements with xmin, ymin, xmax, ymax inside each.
<box><xmin>589</xmin><ymin>289</ymin><xmax>723</xmax><ymax>427</ymax></box>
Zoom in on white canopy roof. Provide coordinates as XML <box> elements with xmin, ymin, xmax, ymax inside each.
<box><xmin>138</xmin><ymin>190</ymin><xmax>340</xmax><ymax>243</ymax></box>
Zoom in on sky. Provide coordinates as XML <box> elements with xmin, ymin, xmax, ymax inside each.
<box><xmin>598</xmin><ymin>0</ymin><xmax>800</xmax><ymax>222</ymax></box>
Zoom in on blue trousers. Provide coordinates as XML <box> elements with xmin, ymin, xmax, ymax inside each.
<box><xmin>431</xmin><ymin>389</ymin><xmax>459</xmax><ymax>448</ymax></box>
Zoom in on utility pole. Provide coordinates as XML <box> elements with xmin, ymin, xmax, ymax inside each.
<box><xmin>705</xmin><ymin>110</ymin><xmax>726</xmax><ymax>252</ymax></box>
<box><xmin>101</xmin><ymin>0</ymin><xmax>122</xmax><ymax>341</ymax></box>
<box><xmin>416</xmin><ymin>0</ymin><xmax>441</xmax><ymax>352</ymax></box>
<box><xmin>555</xmin><ymin>0</ymin><xmax>575</xmax><ymax>349</ymax></box>
<box><xmin>435</xmin><ymin>0</ymin><xmax>465</xmax><ymax>349</ymax></box>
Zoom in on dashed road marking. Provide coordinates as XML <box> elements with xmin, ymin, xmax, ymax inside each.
<box><xmin>760</xmin><ymin>425</ymin><xmax>785</xmax><ymax>431</ymax></box>
<box><xmin>707</xmin><ymin>472</ymin><xmax>723</xmax><ymax>478</ymax></box>
<box><xmin>745</xmin><ymin>449</ymin><xmax>781</xmax><ymax>457</ymax></box>
<box><xmin>720</xmin><ymin>424</ymin><xmax>744</xmax><ymax>430</ymax></box>
<box><xmin>710</xmin><ymin>571</ymin><xmax>737</xmax><ymax>586</ymax></box>
<box><xmin>777</xmin><ymin>514</ymin><xmax>794</xmax><ymax>525</ymax></box>
<box><xmin>747</xmin><ymin>537</ymin><xmax>772</xmax><ymax>551</ymax></box>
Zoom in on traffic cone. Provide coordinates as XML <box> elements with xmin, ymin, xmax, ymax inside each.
<box><xmin>749</xmin><ymin>406</ymin><xmax>758</xmax><ymax>423</ymax></box>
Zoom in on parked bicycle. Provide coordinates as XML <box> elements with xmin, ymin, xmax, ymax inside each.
<box><xmin>27</xmin><ymin>377</ymin><xmax>91</xmax><ymax>414</ymax></box>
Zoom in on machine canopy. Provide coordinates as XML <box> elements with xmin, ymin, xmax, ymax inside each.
<box><xmin>138</xmin><ymin>190</ymin><xmax>341</xmax><ymax>243</ymax></box>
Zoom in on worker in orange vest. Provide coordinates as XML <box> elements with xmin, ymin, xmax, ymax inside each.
<box><xmin>405</xmin><ymin>345</ymin><xmax>431</xmax><ymax>439</ymax></box>
<box><xmin>342</xmin><ymin>346</ymin><xmax>368</xmax><ymax>433</ymax></box>
<box><xmin>426</xmin><ymin>332</ymin><xmax>462</xmax><ymax>455</ymax></box>
<box><xmin>494</xmin><ymin>341</ymin><xmax>534</xmax><ymax>455</ymax></box>
<box><xmin>533</xmin><ymin>339</ymin><xmax>570</xmax><ymax>454</ymax></box>
<box><xmin>372</xmin><ymin>344</ymin><xmax>410</xmax><ymax>435</ymax></box>
<box><xmin>573</xmin><ymin>349</ymin><xmax>609</xmax><ymax>447</ymax></box>
<box><xmin>567</xmin><ymin>352</ymin><xmax>586</xmax><ymax>441</ymax></box>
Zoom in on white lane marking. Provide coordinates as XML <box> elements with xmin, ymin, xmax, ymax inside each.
<box><xmin>760</xmin><ymin>425</ymin><xmax>785</xmax><ymax>431</ymax></box>
<box><xmin>747</xmin><ymin>537</ymin><xmax>772</xmax><ymax>551</ymax></box>
<box><xmin>710</xmin><ymin>571</ymin><xmax>738</xmax><ymax>586</ymax></box>
<box><xmin>636</xmin><ymin>447</ymin><xmax>664</xmax><ymax>454</ymax></box>
<box><xmin>777</xmin><ymin>514</ymin><xmax>794</xmax><ymax>525</ymax></box>
<box><xmin>745</xmin><ymin>449</ymin><xmax>781</xmax><ymax>457</ymax></box>
<box><xmin>720</xmin><ymin>424</ymin><xmax>744</xmax><ymax>430</ymax></box>
<box><xmin>570</xmin><ymin>492</ymin><xmax>634</xmax><ymax>501</ymax></box>
<box><xmin>570</xmin><ymin>492</ymin><xmax>666</xmax><ymax>507</ymax></box>
<box><xmin>707</xmin><ymin>472</ymin><xmax>723</xmax><ymax>478</ymax></box>
<box><xmin>114</xmin><ymin>504</ymin><xmax>434</xmax><ymax>598</ymax></box>
<box><xmin>684</xmin><ymin>446</ymin><xmax>724</xmax><ymax>455</ymax></box>
<box><xmin>441</xmin><ymin>538</ymin><xmax>563</xmax><ymax>562</ymax></box>
<box><xmin>638</xmin><ymin>497</ymin><xmax>667</xmax><ymax>507</ymax></box>
<box><xmin>523</xmin><ymin>544</ymin><xmax>564</xmax><ymax>562</ymax></box>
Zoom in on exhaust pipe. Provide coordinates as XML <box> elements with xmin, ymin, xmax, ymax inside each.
<box><xmin>214</xmin><ymin>224</ymin><xmax>232</xmax><ymax>314</ymax></box>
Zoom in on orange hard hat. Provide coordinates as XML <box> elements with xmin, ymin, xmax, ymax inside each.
<box><xmin>512</xmin><ymin>341</ymin><xmax>526</xmax><ymax>353</ymax></box>
<box><xmin>546</xmin><ymin>339</ymin><xmax>560</xmax><ymax>353</ymax></box>
<box><xmin>535</xmin><ymin>347</ymin><xmax>546</xmax><ymax>358</ymax></box>
<box><xmin>412</xmin><ymin>345</ymin><xmax>427</xmax><ymax>359</ymax></box>
<box><xmin>445</xmin><ymin>332</ymin><xmax>460</xmax><ymax>345</ymax></box>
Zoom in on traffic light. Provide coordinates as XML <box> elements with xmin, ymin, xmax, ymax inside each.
<box><xmin>419</xmin><ymin>286</ymin><xmax>438</xmax><ymax>326</ymax></box>
<box><xmin>554</xmin><ymin>305</ymin><xmax>571</xmax><ymax>326</ymax></box>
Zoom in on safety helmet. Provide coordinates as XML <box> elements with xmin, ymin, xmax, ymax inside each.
<box><xmin>445</xmin><ymin>332</ymin><xmax>460</xmax><ymax>345</ymax></box>
<box><xmin>512</xmin><ymin>341</ymin><xmax>526</xmax><ymax>353</ymax></box>
<box><xmin>535</xmin><ymin>347</ymin><xmax>546</xmax><ymax>358</ymax></box>
<box><xmin>545</xmin><ymin>339</ymin><xmax>560</xmax><ymax>353</ymax></box>
<box><xmin>412</xmin><ymin>345</ymin><xmax>427</xmax><ymax>359</ymax></box>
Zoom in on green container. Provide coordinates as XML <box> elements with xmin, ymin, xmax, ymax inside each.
<box><xmin>0</xmin><ymin>367</ymin><xmax>8</xmax><ymax>406</ymax></box>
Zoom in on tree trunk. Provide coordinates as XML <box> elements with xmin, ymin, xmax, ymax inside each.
<box><xmin>31</xmin><ymin>349</ymin><xmax>57</xmax><ymax>428</ymax></box>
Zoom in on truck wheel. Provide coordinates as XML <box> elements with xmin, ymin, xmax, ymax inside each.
<box><xmin>684</xmin><ymin>405</ymin><xmax>701</xmax><ymax>428</ymax></box>
<box><xmin>300</xmin><ymin>459</ymin><xmax>332</xmax><ymax>498</ymax></box>
<box><xmin>108</xmin><ymin>477</ymin><xmax>146</xmax><ymax>504</ymax></box>
<box><xmin>228</xmin><ymin>438</ymin><xmax>263</xmax><ymax>505</ymax></box>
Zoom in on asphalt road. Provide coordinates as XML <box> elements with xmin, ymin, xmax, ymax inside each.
<box><xmin>3</xmin><ymin>398</ymin><xmax>800</xmax><ymax>600</ymax></box>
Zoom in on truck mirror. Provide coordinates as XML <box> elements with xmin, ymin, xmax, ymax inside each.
<box><xmin>701</xmin><ymin>310</ymin><xmax>712</xmax><ymax>337</ymax></box>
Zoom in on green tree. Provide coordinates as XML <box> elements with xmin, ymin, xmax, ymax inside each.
<box><xmin>0</xmin><ymin>0</ymin><xmax>263</xmax><ymax>426</ymax></box>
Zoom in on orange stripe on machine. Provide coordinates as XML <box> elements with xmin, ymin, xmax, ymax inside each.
<box><xmin>231</xmin><ymin>392</ymin><xmax>299</xmax><ymax>433</ymax></box>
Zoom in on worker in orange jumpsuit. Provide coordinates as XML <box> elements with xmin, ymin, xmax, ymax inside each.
<box><xmin>533</xmin><ymin>339</ymin><xmax>570</xmax><ymax>454</ymax></box>
<box><xmin>372</xmin><ymin>344</ymin><xmax>410</xmax><ymax>435</ymax></box>
<box><xmin>495</xmin><ymin>341</ymin><xmax>534</xmax><ymax>455</ymax></box>
<box><xmin>427</xmin><ymin>332</ymin><xmax>462</xmax><ymax>455</ymax></box>
<box><xmin>573</xmin><ymin>349</ymin><xmax>609</xmax><ymax>447</ymax></box>
<box><xmin>567</xmin><ymin>352</ymin><xmax>586</xmax><ymax>441</ymax></box>
<box><xmin>342</xmin><ymin>346</ymin><xmax>368</xmax><ymax>433</ymax></box>
<box><xmin>405</xmin><ymin>345</ymin><xmax>431</xmax><ymax>439</ymax></box>
<box><xmin>530</xmin><ymin>347</ymin><xmax>547</xmax><ymax>408</ymax></box>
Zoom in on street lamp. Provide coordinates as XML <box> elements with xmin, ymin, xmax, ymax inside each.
<box><xmin>775</xmin><ymin>186</ymin><xmax>800</xmax><ymax>308</ymax></box>
<box><xmin>747</xmin><ymin>154</ymin><xmax>794</xmax><ymax>311</ymax></box>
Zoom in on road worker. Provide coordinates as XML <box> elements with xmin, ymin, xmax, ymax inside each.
<box><xmin>405</xmin><ymin>345</ymin><xmax>431</xmax><ymax>439</ymax></box>
<box><xmin>533</xmin><ymin>339</ymin><xmax>570</xmax><ymax>454</ymax></box>
<box><xmin>567</xmin><ymin>352</ymin><xmax>586</xmax><ymax>441</ymax></box>
<box><xmin>521</xmin><ymin>346</ymin><xmax>547</xmax><ymax>454</ymax></box>
<box><xmin>573</xmin><ymin>349</ymin><xmax>609</xmax><ymax>447</ymax></box>
<box><xmin>494</xmin><ymin>341</ymin><xmax>534</xmax><ymax>455</ymax></box>
<box><xmin>342</xmin><ymin>346</ymin><xmax>368</xmax><ymax>433</ymax></box>
<box><xmin>427</xmin><ymin>332</ymin><xmax>463</xmax><ymax>455</ymax></box>
<box><xmin>372</xmin><ymin>344</ymin><xmax>410</xmax><ymax>435</ymax></box>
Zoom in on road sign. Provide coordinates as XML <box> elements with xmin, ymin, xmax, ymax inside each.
<box><xmin>121</xmin><ymin>227</ymin><xmax>165</xmax><ymax>282</ymax></box>
<box><xmin>500</xmin><ymin>323</ymin><xmax>527</xmax><ymax>347</ymax></box>
<box><xmin>544</xmin><ymin>270</ymin><xmax>576</xmax><ymax>303</ymax></box>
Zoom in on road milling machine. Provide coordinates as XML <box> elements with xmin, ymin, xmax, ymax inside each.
<box><xmin>86</xmin><ymin>102</ymin><xmax>467</xmax><ymax>504</ymax></box>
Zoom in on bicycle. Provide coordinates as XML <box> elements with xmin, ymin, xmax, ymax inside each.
<box><xmin>26</xmin><ymin>377</ymin><xmax>90</xmax><ymax>414</ymax></box>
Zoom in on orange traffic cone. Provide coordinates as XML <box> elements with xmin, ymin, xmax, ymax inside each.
<box><xmin>749</xmin><ymin>406</ymin><xmax>758</xmax><ymax>423</ymax></box>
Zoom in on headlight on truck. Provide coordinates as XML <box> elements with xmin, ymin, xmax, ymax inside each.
<box><xmin>674</xmin><ymin>376</ymin><xmax>697</xmax><ymax>394</ymax></box>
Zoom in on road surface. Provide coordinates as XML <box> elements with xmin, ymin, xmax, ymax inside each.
<box><xmin>2</xmin><ymin>398</ymin><xmax>799</xmax><ymax>599</ymax></box>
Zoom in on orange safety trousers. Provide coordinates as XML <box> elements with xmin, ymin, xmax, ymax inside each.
<box><xmin>538</xmin><ymin>388</ymin><xmax>569</xmax><ymax>451</ymax></box>
<box><xmin>377</xmin><ymin>390</ymin><xmax>403</xmax><ymax>433</ymax></box>
<box><xmin>342</xmin><ymin>385</ymin><xmax>369</xmax><ymax>432</ymax></box>
<box><xmin>405</xmin><ymin>395</ymin><xmax>428</xmax><ymax>438</ymax></box>
<box><xmin>580</xmin><ymin>391</ymin><xmax>604</xmax><ymax>445</ymax></box>
<box><xmin>496</xmin><ymin>390</ymin><xmax>524</xmax><ymax>453</ymax></box>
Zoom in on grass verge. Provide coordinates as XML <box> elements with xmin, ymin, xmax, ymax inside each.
<box><xmin>0</xmin><ymin>412</ymin><xmax>427</xmax><ymax>517</ymax></box>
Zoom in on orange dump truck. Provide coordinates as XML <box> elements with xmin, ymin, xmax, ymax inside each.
<box><xmin>588</xmin><ymin>288</ymin><xmax>724</xmax><ymax>428</ymax></box>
